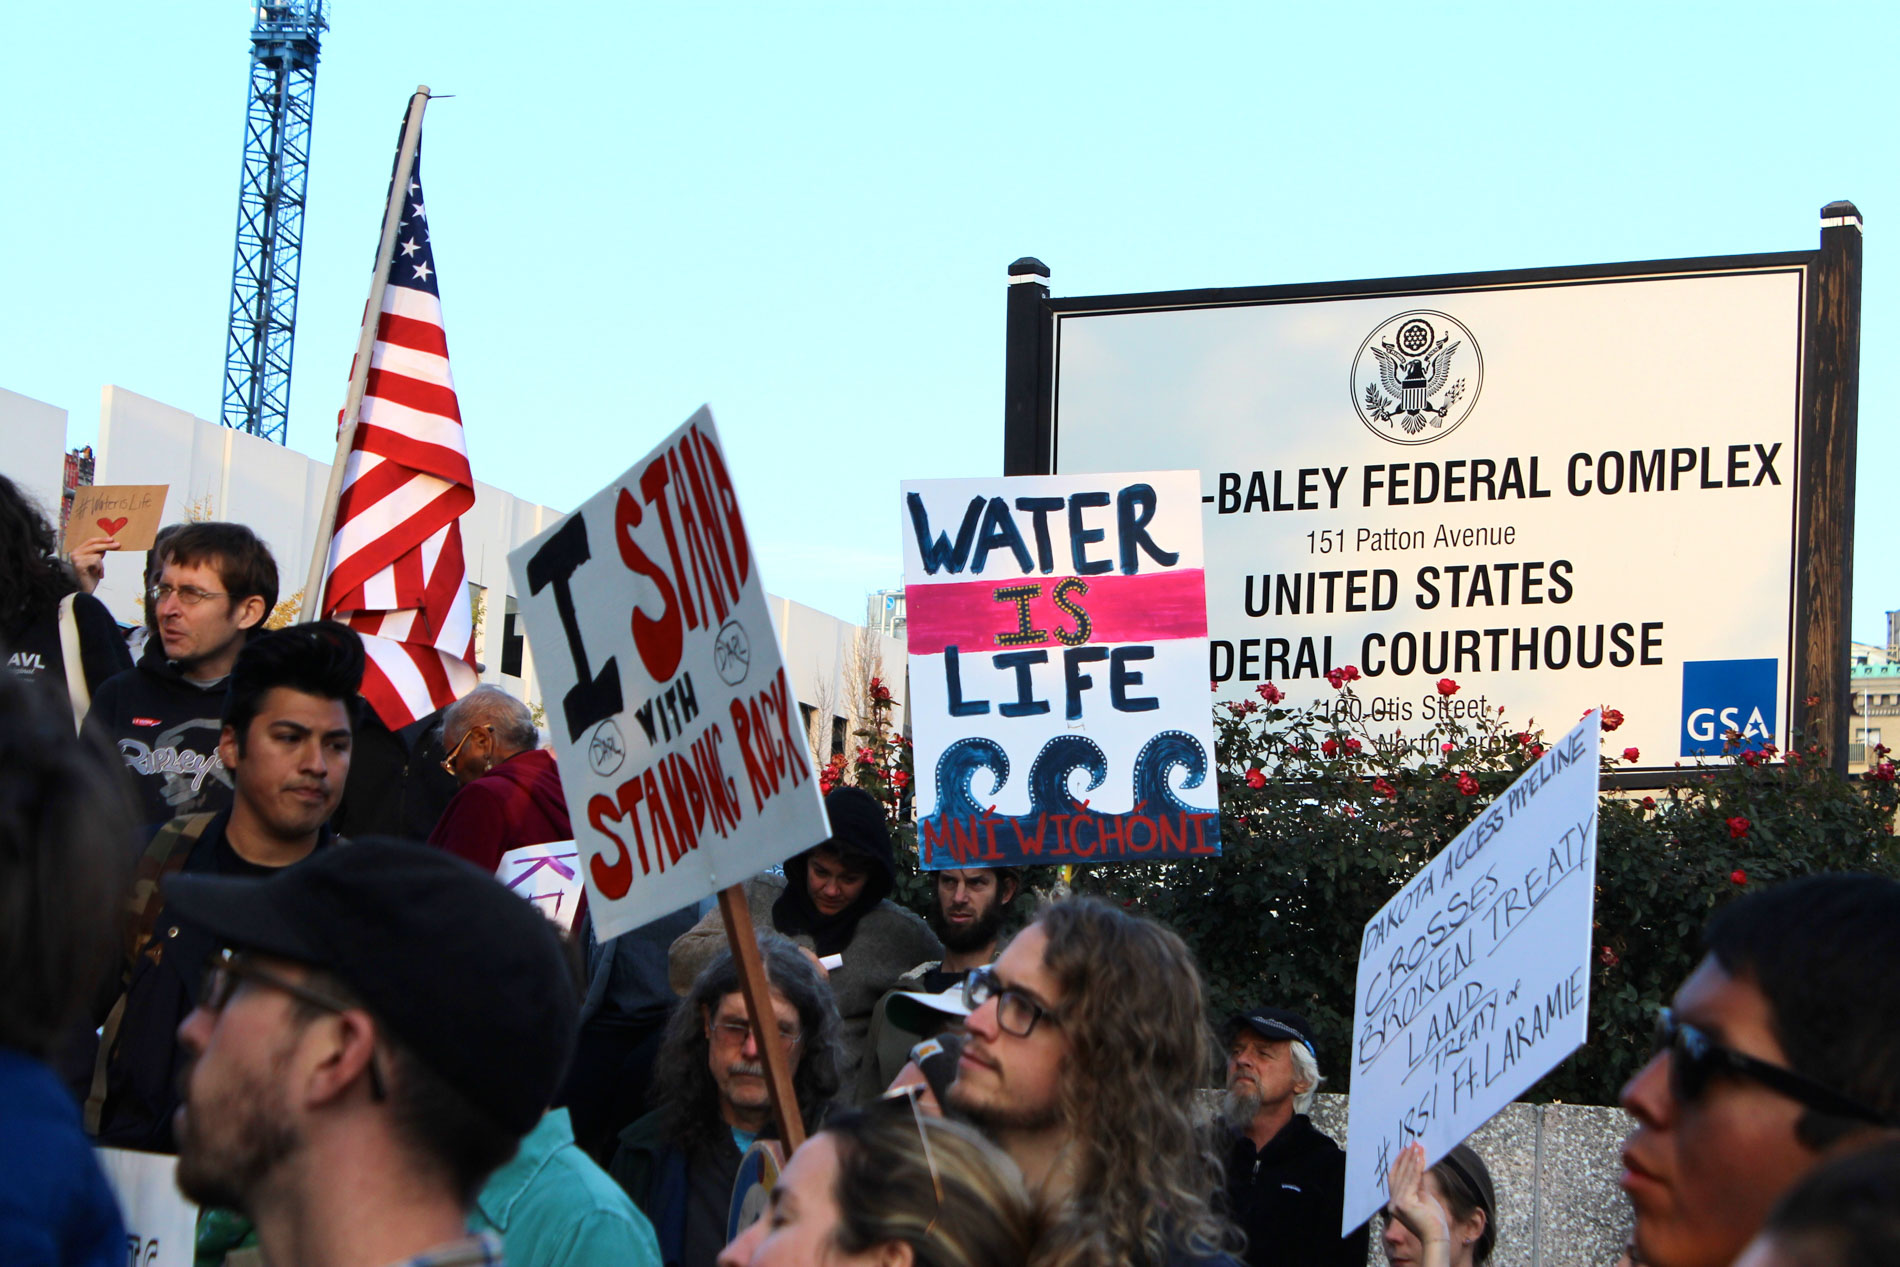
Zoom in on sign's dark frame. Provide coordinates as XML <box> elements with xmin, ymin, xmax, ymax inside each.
<box><xmin>999</xmin><ymin>206</ymin><xmax>1862</xmax><ymax>789</ymax></box>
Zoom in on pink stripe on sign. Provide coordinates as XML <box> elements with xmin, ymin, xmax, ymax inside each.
<box><xmin>907</xmin><ymin>569</ymin><xmax>1207</xmax><ymax>655</ymax></box>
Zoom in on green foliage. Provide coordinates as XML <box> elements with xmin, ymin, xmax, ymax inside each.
<box><xmin>1080</xmin><ymin>682</ymin><xmax>1898</xmax><ymax>1106</ymax></box>
<box><xmin>830</xmin><ymin>669</ymin><xmax>1899</xmax><ymax>1106</ymax></box>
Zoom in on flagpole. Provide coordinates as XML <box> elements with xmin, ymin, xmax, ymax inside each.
<box><xmin>300</xmin><ymin>85</ymin><xmax>433</xmax><ymax>624</ymax></box>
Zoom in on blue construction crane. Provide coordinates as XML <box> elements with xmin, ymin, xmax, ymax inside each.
<box><xmin>220</xmin><ymin>1</ymin><xmax>329</xmax><ymax>445</ymax></box>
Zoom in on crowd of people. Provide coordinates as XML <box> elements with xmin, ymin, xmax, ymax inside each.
<box><xmin>2</xmin><ymin>471</ymin><xmax>1898</xmax><ymax>1267</ymax></box>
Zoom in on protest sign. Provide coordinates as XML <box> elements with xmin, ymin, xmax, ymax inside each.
<box><xmin>497</xmin><ymin>840</ymin><xmax>585</xmax><ymax>932</ymax></box>
<box><xmin>1341</xmin><ymin>711</ymin><xmax>1601</xmax><ymax>1234</ymax></box>
<box><xmin>96</xmin><ymin>1146</ymin><xmax>198</xmax><ymax>1267</ymax></box>
<box><xmin>903</xmin><ymin>470</ymin><xmax>1220</xmax><ymax>869</ymax></box>
<box><xmin>508</xmin><ymin>406</ymin><xmax>828</xmax><ymax>941</ymax></box>
<box><xmin>63</xmin><ymin>483</ymin><xmax>168</xmax><ymax>552</ymax></box>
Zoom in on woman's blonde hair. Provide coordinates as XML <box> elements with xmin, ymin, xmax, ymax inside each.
<box><xmin>828</xmin><ymin>1104</ymin><xmax>1042</xmax><ymax>1267</ymax></box>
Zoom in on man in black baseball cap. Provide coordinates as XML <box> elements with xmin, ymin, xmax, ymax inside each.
<box><xmin>167</xmin><ymin>837</ymin><xmax>577</xmax><ymax>1267</ymax></box>
<box><xmin>1221</xmin><ymin>1005</ymin><xmax>1368</xmax><ymax>1267</ymax></box>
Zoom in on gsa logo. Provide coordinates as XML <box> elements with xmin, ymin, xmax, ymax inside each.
<box><xmin>1681</xmin><ymin>659</ymin><xmax>1778</xmax><ymax>757</ymax></box>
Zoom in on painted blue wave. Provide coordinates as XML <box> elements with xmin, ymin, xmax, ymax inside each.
<box><xmin>931</xmin><ymin>736</ymin><xmax>1011</xmax><ymax>821</ymax></box>
<box><xmin>1027</xmin><ymin>734</ymin><xmax>1108</xmax><ymax>815</ymax></box>
<box><xmin>1131</xmin><ymin>729</ymin><xmax>1212</xmax><ymax>817</ymax></box>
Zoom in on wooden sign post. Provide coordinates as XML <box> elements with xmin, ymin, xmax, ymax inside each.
<box><xmin>717</xmin><ymin>885</ymin><xmax>806</xmax><ymax>1152</ymax></box>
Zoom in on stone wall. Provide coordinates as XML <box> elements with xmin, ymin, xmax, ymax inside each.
<box><xmin>1306</xmin><ymin>1096</ymin><xmax>1634</xmax><ymax>1267</ymax></box>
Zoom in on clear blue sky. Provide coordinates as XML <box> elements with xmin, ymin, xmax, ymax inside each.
<box><xmin>3</xmin><ymin>2</ymin><xmax>1894</xmax><ymax>640</ymax></box>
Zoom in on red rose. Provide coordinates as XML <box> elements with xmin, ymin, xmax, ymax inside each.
<box><xmin>1528</xmin><ymin>744</ymin><xmax>1545</xmax><ymax>759</ymax></box>
<box><xmin>1345</xmin><ymin>738</ymin><xmax>1363</xmax><ymax>754</ymax></box>
<box><xmin>1244</xmin><ymin>768</ymin><xmax>1267</xmax><ymax>789</ymax></box>
<box><xmin>1730</xmin><ymin>868</ymin><xmax>1748</xmax><ymax>885</ymax></box>
<box><xmin>1727</xmin><ymin>816</ymin><xmax>1750</xmax><ymax>840</ymax></box>
<box><xmin>1641</xmin><ymin>796</ymin><xmax>1656</xmax><ymax>809</ymax></box>
<box><xmin>1437</xmin><ymin>678</ymin><xmax>1459</xmax><ymax>696</ymax></box>
<box><xmin>1601</xmin><ymin>708</ymin><xmax>1625</xmax><ymax>732</ymax></box>
<box><xmin>1372</xmin><ymin>777</ymin><xmax>1397</xmax><ymax>798</ymax></box>
<box><xmin>1598</xmin><ymin>946</ymin><xmax>1620</xmax><ymax>966</ymax></box>
<box><xmin>1622</xmin><ymin>747</ymin><xmax>1641</xmax><ymax>762</ymax></box>
<box><xmin>1321</xmin><ymin>738</ymin><xmax>1340</xmax><ymax>758</ymax></box>
<box><xmin>1256</xmin><ymin>682</ymin><xmax>1286</xmax><ymax>704</ymax></box>
<box><xmin>890</xmin><ymin>769</ymin><xmax>910</xmax><ymax>788</ymax></box>
<box><xmin>1457</xmin><ymin>773</ymin><xmax>1480</xmax><ymax>796</ymax></box>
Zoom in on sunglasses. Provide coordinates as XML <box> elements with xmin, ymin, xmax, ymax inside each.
<box><xmin>1655</xmin><ymin>1007</ymin><xmax>1890</xmax><ymax>1126</ymax></box>
<box><xmin>878</xmin><ymin>1082</ymin><xmax>944</xmax><ymax>1237</ymax></box>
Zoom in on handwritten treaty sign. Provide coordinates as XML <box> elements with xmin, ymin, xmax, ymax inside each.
<box><xmin>1341</xmin><ymin>712</ymin><xmax>1601</xmax><ymax>1233</ymax></box>
<box><xmin>62</xmin><ymin>483</ymin><xmax>168</xmax><ymax>552</ymax></box>
<box><xmin>903</xmin><ymin>471</ymin><xmax>1220</xmax><ymax>869</ymax></box>
<box><xmin>508</xmin><ymin>407</ymin><xmax>827</xmax><ymax>940</ymax></box>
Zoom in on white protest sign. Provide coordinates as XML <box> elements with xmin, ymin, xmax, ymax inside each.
<box><xmin>1341</xmin><ymin>712</ymin><xmax>1600</xmax><ymax>1233</ymax></box>
<box><xmin>96</xmin><ymin>1146</ymin><xmax>198</xmax><ymax>1267</ymax></box>
<box><xmin>508</xmin><ymin>407</ymin><xmax>827</xmax><ymax>940</ymax></box>
<box><xmin>497</xmin><ymin>840</ymin><xmax>585</xmax><ymax>932</ymax></box>
<box><xmin>902</xmin><ymin>471</ymin><xmax>1220</xmax><ymax>868</ymax></box>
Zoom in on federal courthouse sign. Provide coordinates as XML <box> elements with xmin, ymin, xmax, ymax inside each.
<box><xmin>1003</xmin><ymin>213</ymin><xmax>1862</xmax><ymax>781</ymax></box>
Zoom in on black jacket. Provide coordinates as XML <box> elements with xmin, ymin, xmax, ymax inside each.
<box><xmin>1225</xmin><ymin>1114</ymin><xmax>1369</xmax><ymax>1267</ymax></box>
<box><xmin>92</xmin><ymin>810</ymin><xmax>336</xmax><ymax>1152</ymax></box>
<box><xmin>84</xmin><ymin>644</ymin><xmax>237</xmax><ymax>830</ymax></box>
<box><xmin>1</xmin><ymin>591</ymin><xmax>132</xmax><ymax>725</ymax></box>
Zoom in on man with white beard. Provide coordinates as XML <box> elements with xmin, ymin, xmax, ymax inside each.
<box><xmin>1220</xmin><ymin>1006</ymin><xmax>1368</xmax><ymax>1267</ymax></box>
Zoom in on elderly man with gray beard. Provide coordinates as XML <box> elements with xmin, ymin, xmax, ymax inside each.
<box><xmin>1220</xmin><ymin>1006</ymin><xmax>1369</xmax><ymax>1267</ymax></box>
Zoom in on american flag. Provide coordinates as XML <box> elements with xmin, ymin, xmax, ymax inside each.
<box><xmin>319</xmin><ymin>146</ymin><xmax>478</xmax><ymax>729</ymax></box>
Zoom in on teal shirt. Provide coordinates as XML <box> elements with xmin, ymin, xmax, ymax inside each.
<box><xmin>470</xmin><ymin>1109</ymin><xmax>661</xmax><ymax>1267</ymax></box>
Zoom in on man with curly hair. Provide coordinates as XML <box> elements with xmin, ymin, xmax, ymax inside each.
<box><xmin>613</xmin><ymin>936</ymin><xmax>842</xmax><ymax>1267</ymax></box>
<box><xmin>948</xmin><ymin>896</ymin><xmax>1244</xmax><ymax>1267</ymax></box>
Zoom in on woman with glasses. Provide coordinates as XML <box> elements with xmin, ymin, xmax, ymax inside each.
<box><xmin>0</xmin><ymin>474</ymin><xmax>131</xmax><ymax>728</ymax></box>
<box><xmin>718</xmin><ymin>1096</ymin><xmax>1040</xmax><ymax>1267</ymax></box>
<box><xmin>1380</xmin><ymin>1142</ymin><xmax>1498</xmax><ymax>1267</ymax></box>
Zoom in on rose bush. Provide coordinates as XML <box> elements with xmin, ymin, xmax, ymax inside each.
<box><xmin>831</xmin><ymin>669</ymin><xmax>1899</xmax><ymax>1105</ymax></box>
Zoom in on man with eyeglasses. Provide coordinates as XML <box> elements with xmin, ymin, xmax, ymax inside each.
<box><xmin>85</xmin><ymin>522</ymin><xmax>280</xmax><ymax>828</ymax></box>
<box><xmin>86</xmin><ymin>622</ymin><xmax>363</xmax><ymax>1153</ymax></box>
<box><xmin>1619</xmin><ymin>872</ymin><xmax>1900</xmax><ymax>1267</ymax></box>
<box><xmin>948</xmin><ymin>897</ymin><xmax>1246</xmax><ymax>1267</ymax></box>
<box><xmin>428</xmin><ymin>686</ymin><xmax>569</xmax><ymax>873</ymax></box>
<box><xmin>612</xmin><ymin>937</ymin><xmax>843</xmax><ymax>1267</ymax></box>
<box><xmin>164</xmin><ymin>837</ymin><xmax>577</xmax><ymax>1267</ymax></box>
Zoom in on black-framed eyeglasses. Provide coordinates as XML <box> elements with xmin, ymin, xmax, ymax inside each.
<box><xmin>1655</xmin><ymin>1007</ymin><xmax>1890</xmax><ymax>1126</ymax></box>
<box><xmin>963</xmin><ymin>966</ymin><xmax>1060</xmax><ymax>1039</ymax></box>
<box><xmin>148</xmin><ymin>582</ymin><xmax>228</xmax><ymax>607</ymax></box>
<box><xmin>201</xmin><ymin>949</ymin><xmax>386</xmax><ymax>1101</ymax></box>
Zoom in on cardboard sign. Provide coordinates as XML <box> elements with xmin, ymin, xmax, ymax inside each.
<box><xmin>96</xmin><ymin>1146</ymin><xmax>199</xmax><ymax>1267</ymax></box>
<box><xmin>63</xmin><ymin>483</ymin><xmax>168</xmax><ymax>552</ymax></box>
<box><xmin>902</xmin><ymin>471</ymin><xmax>1220</xmax><ymax>869</ymax></box>
<box><xmin>508</xmin><ymin>407</ymin><xmax>828</xmax><ymax>940</ymax></box>
<box><xmin>1341</xmin><ymin>713</ymin><xmax>1601</xmax><ymax>1233</ymax></box>
<box><xmin>497</xmin><ymin>840</ymin><xmax>585</xmax><ymax>932</ymax></box>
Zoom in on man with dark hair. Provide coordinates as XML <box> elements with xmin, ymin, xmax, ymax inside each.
<box><xmin>856</xmin><ymin>865</ymin><xmax>1025</xmax><ymax>1101</ymax></box>
<box><xmin>948</xmin><ymin>896</ymin><xmax>1244</xmax><ymax>1267</ymax></box>
<box><xmin>88</xmin><ymin>620</ymin><xmax>362</xmax><ymax>1152</ymax></box>
<box><xmin>1220</xmin><ymin>1006</ymin><xmax>1366</xmax><ymax>1267</ymax></box>
<box><xmin>613</xmin><ymin>936</ymin><xmax>842</xmax><ymax>1267</ymax></box>
<box><xmin>1620</xmin><ymin>872</ymin><xmax>1900</xmax><ymax>1267</ymax></box>
<box><xmin>668</xmin><ymin>787</ymin><xmax>939</xmax><ymax>1089</ymax></box>
<box><xmin>85</xmin><ymin>521</ymin><xmax>280</xmax><ymax>826</ymax></box>
<box><xmin>166</xmin><ymin>838</ymin><xmax>576</xmax><ymax>1267</ymax></box>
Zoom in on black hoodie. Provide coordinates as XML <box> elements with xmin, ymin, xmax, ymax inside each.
<box><xmin>773</xmin><ymin>787</ymin><xmax>900</xmax><ymax>956</ymax></box>
<box><xmin>83</xmin><ymin>643</ymin><xmax>236</xmax><ymax>830</ymax></box>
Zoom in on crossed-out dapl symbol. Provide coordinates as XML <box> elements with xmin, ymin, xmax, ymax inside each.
<box><xmin>588</xmin><ymin>719</ymin><xmax>627</xmax><ymax>776</ymax></box>
<box><xmin>715</xmin><ymin>620</ymin><xmax>752</xmax><ymax>686</ymax></box>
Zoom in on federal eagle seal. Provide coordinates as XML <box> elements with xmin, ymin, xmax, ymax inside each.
<box><xmin>1350</xmin><ymin>310</ymin><xmax>1482</xmax><ymax>445</ymax></box>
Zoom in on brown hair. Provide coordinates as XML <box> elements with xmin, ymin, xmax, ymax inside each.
<box><xmin>1033</xmin><ymin>897</ymin><xmax>1238</xmax><ymax>1267</ymax></box>
<box><xmin>161</xmin><ymin>522</ymin><xmax>279</xmax><ymax>620</ymax></box>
